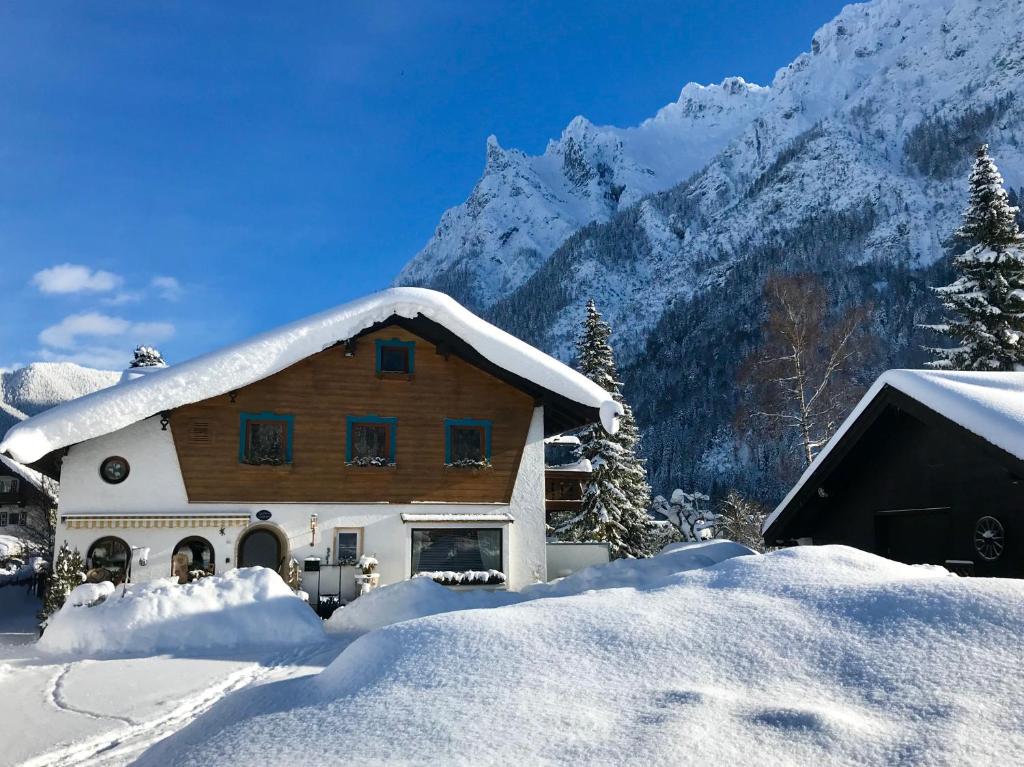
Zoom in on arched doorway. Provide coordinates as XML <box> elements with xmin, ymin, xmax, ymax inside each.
<box><xmin>237</xmin><ymin>527</ymin><xmax>283</xmax><ymax>570</ymax></box>
<box><xmin>172</xmin><ymin>536</ymin><xmax>216</xmax><ymax>577</ymax></box>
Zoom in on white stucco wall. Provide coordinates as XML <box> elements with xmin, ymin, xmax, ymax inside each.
<box><xmin>55</xmin><ymin>407</ymin><xmax>549</xmax><ymax>596</ymax></box>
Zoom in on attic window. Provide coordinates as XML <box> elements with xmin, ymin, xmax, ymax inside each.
<box><xmin>0</xmin><ymin>477</ymin><xmax>18</xmax><ymax>495</ymax></box>
<box><xmin>189</xmin><ymin>421</ymin><xmax>211</xmax><ymax>444</ymax></box>
<box><xmin>375</xmin><ymin>339</ymin><xmax>415</xmax><ymax>375</ymax></box>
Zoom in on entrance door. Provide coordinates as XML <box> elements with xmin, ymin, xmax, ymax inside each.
<box><xmin>238</xmin><ymin>528</ymin><xmax>282</xmax><ymax>570</ymax></box>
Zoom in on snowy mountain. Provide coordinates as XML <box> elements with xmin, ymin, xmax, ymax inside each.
<box><xmin>395</xmin><ymin>77</ymin><xmax>770</xmax><ymax>309</ymax></box>
<box><xmin>399</xmin><ymin>0</ymin><xmax>1024</xmax><ymax>498</ymax></box>
<box><xmin>0</xmin><ymin>363</ymin><xmax>119</xmax><ymax>439</ymax></box>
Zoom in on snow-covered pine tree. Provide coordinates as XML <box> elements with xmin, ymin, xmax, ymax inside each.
<box><xmin>555</xmin><ymin>299</ymin><xmax>651</xmax><ymax>558</ymax></box>
<box><xmin>44</xmin><ymin>541</ymin><xmax>85</xmax><ymax>616</ymax></box>
<box><xmin>130</xmin><ymin>345</ymin><xmax>167</xmax><ymax>368</ymax></box>
<box><xmin>928</xmin><ymin>145</ymin><xmax>1024</xmax><ymax>370</ymax></box>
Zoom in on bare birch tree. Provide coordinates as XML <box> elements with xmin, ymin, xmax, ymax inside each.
<box><xmin>739</xmin><ymin>273</ymin><xmax>873</xmax><ymax>472</ymax></box>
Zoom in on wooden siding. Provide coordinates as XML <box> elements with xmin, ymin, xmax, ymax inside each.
<box><xmin>169</xmin><ymin>326</ymin><xmax>536</xmax><ymax>503</ymax></box>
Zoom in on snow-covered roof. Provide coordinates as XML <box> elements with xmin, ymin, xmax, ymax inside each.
<box><xmin>0</xmin><ymin>288</ymin><xmax>622</xmax><ymax>465</ymax></box>
<box><xmin>0</xmin><ymin>454</ymin><xmax>47</xmax><ymax>495</ymax></box>
<box><xmin>765</xmin><ymin>369</ymin><xmax>1024</xmax><ymax>535</ymax></box>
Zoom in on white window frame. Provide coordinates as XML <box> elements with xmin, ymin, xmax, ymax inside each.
<box><xmin>334</xmin><ymin>527</ymin><xmax>364</xmax><ymax>566</ymax></box>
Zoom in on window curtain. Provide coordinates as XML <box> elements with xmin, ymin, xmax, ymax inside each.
<box><xmin>411</xmin><ymin>529</ymin><xmax>502</xmax><ymax>572</ymax></box>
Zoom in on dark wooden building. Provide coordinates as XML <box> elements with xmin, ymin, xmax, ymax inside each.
<box><xmin>763</xmin><ymin>370</ymin><xmax>1024</xmax><ymax>578</ymax></box>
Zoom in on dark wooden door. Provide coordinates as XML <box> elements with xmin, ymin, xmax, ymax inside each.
<box><xmin>238</xmin><ymin>529</ymin><xmax>281</xmax><ymax>569</ymax></box>
<box><xmin>874</xmin><ymin>509</ymin><xmax>951</xmax><ymax>565</ymax></box>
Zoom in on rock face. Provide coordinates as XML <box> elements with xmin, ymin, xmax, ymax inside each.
<box><xmin>398</xmin><ymin>0</ymin><xmax>1024</xmax><ymax>500</ymax></box>
<box><xmin>395</xmin><ymin>77</ymin><xmax>770</xmax><ymax>310</ymax></box>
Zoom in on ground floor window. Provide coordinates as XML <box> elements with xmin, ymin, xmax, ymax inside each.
<box><xmin>335</xmin><ymin>528</ymin><xmax>362</xmax><ymax>566</ymax></box>
<box><xmin>411</xmin><ymin>528</ymin><xmax>502</xmax><ymax>574</ymax></box>
<box><xmin>0</xmin><ymin>511</ymin><xmax>26</xmax><ymax>526</ymax></box>
<box><xmin>86</xmin><ymin>536</ymin><xmax>131</xmax><ymax>584</ymax></box>
<box><xmin>172</xmin><ymin>536</ymin><xmax>216</xmax><ymax>576</ymax></box>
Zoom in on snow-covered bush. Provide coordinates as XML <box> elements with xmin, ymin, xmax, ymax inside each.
<box><xmin>39</xmin><ymin>567</ymin><xmax>324</xmax><ymax>657</ymax></box>
<box><xmin>357</xmin><ymin>554</ymin><xmax>379</xmax><ymax>574</ymax></box>
<box><xmin>649</xmin><ymin>489</ymin><xmax>717</xmax><ymax>548</ymax></box>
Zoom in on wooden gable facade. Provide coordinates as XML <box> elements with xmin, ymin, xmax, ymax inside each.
<box><xmin>168</xmin><ymin>323</ymin><xmax>538</xmax><ymax>504</ymax></box>
<box><xmin>764</xmin><ymin>385</ymin><xmax>1024</xmax><ymax>578</ymax></box>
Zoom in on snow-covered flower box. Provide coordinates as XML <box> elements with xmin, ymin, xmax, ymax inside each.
<box><xmin>443</xmin><ymin>458</ymin><xmax>492</xmax><ymax>470</ymax></box>
<box><xmin>414</xmin><ymin>569</ymin><xmax>506</xmax><ymax>586</ymax></box>
<box><xmin>345</xmin><ymin>456</ymin><xmax>396</xmax><ymax>468</ymax></box>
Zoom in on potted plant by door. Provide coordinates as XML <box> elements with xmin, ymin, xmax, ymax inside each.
<box><xmin>354</xmin><ymin>554</ymin><xmax>380</xmax><ymax>596</ymax></box>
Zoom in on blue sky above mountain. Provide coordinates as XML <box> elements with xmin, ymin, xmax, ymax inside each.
<box><xmin>0</xmin><ymin>0</ymin><xmax>849</xmax><ymax>370</ymax></box>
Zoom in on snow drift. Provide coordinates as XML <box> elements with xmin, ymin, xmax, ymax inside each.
<box><xmin>135</xmin><ymin>544</ymin><xmax>1024</xmax><ymax>766</ymax></box>
<box><xmin>38</xmin><ymin>567</ymin><xmax>324</xmax><ymax>657</ymax></box>
<box><xmin>326</xmin><ymin>540</ymin><xmax>755</xmax><ymax>636</ymax></box>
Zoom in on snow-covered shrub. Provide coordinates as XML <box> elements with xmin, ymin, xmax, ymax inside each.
<box><xmin>649</xmin><ymin>489</ymin><xmax>717</xmax><ymax>548</ymax></box>
<box><xmin>39</xmin><ymin>567</ymin><xmax>324</xmax><ymax>657</ymax></box>
<box><xmin>357</xmin><ymin>554</ymin><xmax>379</xmax><ymax>575</ymax></box>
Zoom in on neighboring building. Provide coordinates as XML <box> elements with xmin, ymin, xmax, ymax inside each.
<box><xmin>543</xmin><ymin>435</ymin><xmax>591</xmax><ymax>527</ymax></box>
<box><xmin>0</xmin><ymin>454</ymin><xmax>54</xmax><ymax>558</ymax></box>
<box><xmin>0</xmin><ymin>289</ymin><xmax>620</xmax><ymax>603</ymax></box>
<box><xmin>763</xmin><ymin>370</ymin><xmax>1024</xmax><ymax>578</ymax></box>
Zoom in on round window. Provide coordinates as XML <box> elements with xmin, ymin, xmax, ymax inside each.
<box><xmin>99</xmin><ymin>456</ymin><xmax>130</xmax><ymax>484</ymax></box>
<box><xmin>974</xmin><ymin>516</ymin><xmax>1005</xmax><ymax>561</ymax></box>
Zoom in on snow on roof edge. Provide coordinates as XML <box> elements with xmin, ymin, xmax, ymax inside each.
<box><xmin>0</xmin><ymin>288</ymin><xmax>621</xmax><ymax>464</ymax></box>
<box><xmin>0</xmin><ymin>453</ymin><xmax>47</xmax><ymax>495</ymax></box>
<box><xmin>763</xmin><ymin>369</ymin><xmax>1024</xmax><ymax>536</ymax></box>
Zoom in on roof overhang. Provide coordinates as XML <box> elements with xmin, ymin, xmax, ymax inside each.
<box><xmin>763</xmin><ymin>383</ymin><xmax>1024</xmax><ymax>544</ymax></box>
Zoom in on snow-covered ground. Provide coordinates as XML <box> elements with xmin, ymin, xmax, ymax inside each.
<box><xmin>0</xmin><ymin>575</ymin><xmax>341</xmax><ymax>767</ymax></box>
<box><xmin>2</xmin><ymin>545</ymin><xmax>1022</xmax><ymax>766</ymax></box>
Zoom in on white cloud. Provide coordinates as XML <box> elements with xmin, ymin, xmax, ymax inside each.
<box><xmin>151</xmin><ymin>276</ymin><xmax>183</xmax><ymax>301</ymax></box>
<box><xmin>38</xmin><ymin>312</ymin><xmax>174</xmax><ymax>351</ymax></box>
<box><xmin>35</xmin><ymin>346</ymin><xmax>134</xmax><ymax>370</ymax></box>
<box><xmin>102</xmin><ymin>291</ymin><xmax>144</xmax><ymax>306</ymax></box>
<box><xmin>32</xmin><ymin>264</ymin><xmax>123</xmax><ymax>295</ymax></box>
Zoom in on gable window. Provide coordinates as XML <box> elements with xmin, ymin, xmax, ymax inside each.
<box><xmin>375</xmin><ymin>339</ymin><xmax>415</xmax><ymax>375</ymax></box>
<box><xmin>239</xmin><ymin>412</ymin><xmax>294</xmax><ymax>465</ymax></box>
<box><xmin>0</xmin><ymin>477</ymin><xmax>18</xmax><ymax>495</ymax></box>
<box><xmin>100</xmin><ymin>456</ymin><xmax>130</xmax><ymax>484</ymax></box>
<box><xmin>445</xmin><ymin>418</ymin><xmax>492</xmax><ymax>467</ymax></box>
<box><xmin>336</xmin><ymin>528</ymin><xmax>363</xmax><ymax>566</ymax></box>
<box><xmin>345</xmin><ymin>416</ymin><xmax>397</xmax><ymax>466</ymax></box>
<box><xmin>411</xmin><ymin>528</ymin><xmax>503</xmax><ymax>577</ymax></box>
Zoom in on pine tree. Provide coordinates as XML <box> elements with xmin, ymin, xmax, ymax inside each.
<box><xmin>928</xmin><ymin>145</ymin><xmax>1024</xmax><ymax>370</ymax></box>
<box><xmin>44</xmin><ymin>541</ymin><xmax>85</xmax><ymax>616</ymax></box>
<box><xmin>130</xmin><ymin>345</ymin><xmax>167</xmax><ymax>368</ymax></box>
<box><xmin>716</xmin><ymin>490</ymin><xmax>769</xmax><ymax>552</ymax></box>
<box><xmin>555</xmin><ymin>299</ymin><xmax>652</xmax><ymax>558</ymax></box>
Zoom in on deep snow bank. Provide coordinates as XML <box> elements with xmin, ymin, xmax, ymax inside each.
<box><xmin>39</xmin><ymin>567</ymin><xmax>324</xmax><ymax>657</ymax></box>
<box><xmin>326</xmin><ymin>540</ymin><xmax>755</xmax><ymax>636</ymax></box>
<box><xmin>136</xmin><ymin>545</ymin><xmax>1024</xmax><ymax>767</ymax></box>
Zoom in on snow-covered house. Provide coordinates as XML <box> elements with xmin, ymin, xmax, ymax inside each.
<box><xmin>763</xmin><ymin>370</ymin><xmax>1024</xmax><ymax>577</ymax></box>
<box><xmin>0</xmin><ymin>454</ymin><xmax>53</xmax><ymax>559</ymax></box>
<box><xmin>0</xmin><ymin>288</ymin><xmax>620</xmax><ymax>601</ymax></box>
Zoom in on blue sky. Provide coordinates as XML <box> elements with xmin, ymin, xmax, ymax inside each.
<box><xmin>0</xmin><ymin>0</ymin><xmax>849</xmax><ymax>371</ymax></box>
